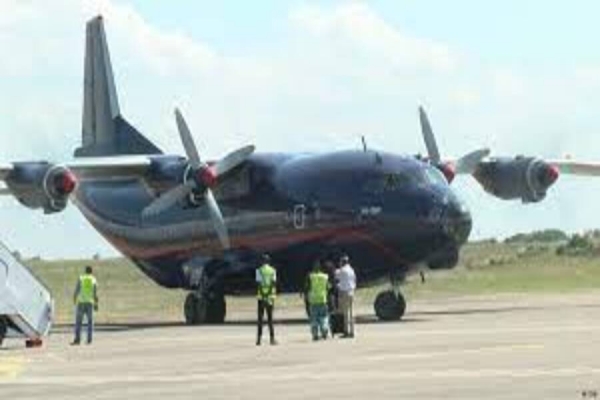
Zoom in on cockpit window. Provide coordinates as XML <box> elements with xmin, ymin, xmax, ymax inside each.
<box><xmin>423</xmin><ymin>166</ymin><xmax>448</xmax><ymax>186</ymax></box>
<box><xmin>363</xmin><ymin>172</ymin><xmax>418</xmax><ymax>194</ymax></box>
<box><xmin>363</xmin><ymin>166</ymin><xmax>448</xmax><ymax>194</ymax></box>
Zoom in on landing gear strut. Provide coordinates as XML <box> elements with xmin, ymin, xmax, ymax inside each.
<box><xmin>184</xmin><ymin>291</ymin><xmax>226</xmax><ymax>325</ymax></box>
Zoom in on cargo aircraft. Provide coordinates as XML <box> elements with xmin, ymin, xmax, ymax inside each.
<box><xmin>2</xmin><ymin>16</ymin><xmax>600</xmax><ymax>324</ymax></box>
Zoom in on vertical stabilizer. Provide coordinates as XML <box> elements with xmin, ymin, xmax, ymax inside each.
<box><xmin>76</xmin><ymin>16</ymin><xmax>161</xmax><ymax>157</ymax></box>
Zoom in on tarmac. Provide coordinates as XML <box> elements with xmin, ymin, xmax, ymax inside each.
<box><xmin>2</xmin><ymin>292</ymin><xmax>600</xmax><ymax>399</ymax></box>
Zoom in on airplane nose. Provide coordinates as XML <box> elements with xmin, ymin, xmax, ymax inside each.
<box><xmin>442</xmin><ymin>198</ymin><xmax>472</xmax><ymax>244</ymax></box>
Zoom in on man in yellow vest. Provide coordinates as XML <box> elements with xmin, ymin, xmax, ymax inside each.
<box><xmin>256</xmin><ymin>254</ymin><xmax>277</xmax><ymax>346</ymax></box>
<box><xmin>306</xmin><ymin>261</ymin><xmax>330</xmax><ymax>341</ymax></box>
<box><xmin>71</xmin><ymin>266</ymin><xmax>98</xmax><ymax>345</ymax></box>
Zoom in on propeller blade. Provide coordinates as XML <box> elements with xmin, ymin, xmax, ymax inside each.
<box><xmin>454</xmin><ymin>148</ymin><xmax>491</xmax><ymax>174</ymax></box>
<box><xmin>142</xmin><ymin>182</ymin><xmax>194</xmax><ymax>218</ymax></box>
<box><xmin>205</xmin><ymin>189</ymin><xmax>230</xmax><ymax>249</ymax></box>
<box><xmin>419</xmin><ymin>106</ymin><xmax>441</xmax><ymax>163</ymax></box>
<box><xmin>214</xmin><ymin>145</ymin><xmax>255</xmax><ymax>177</ymax></box>
<box><xmin>175</xmin><ymin>108</ymin><xmax>202</xmax><ymax>167</ymax></box>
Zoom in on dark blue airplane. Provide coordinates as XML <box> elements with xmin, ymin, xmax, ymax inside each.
<box><xmin>2</xmin><ymin>16</ymin><xmax>599</xmax><ymax>324</ymax></box>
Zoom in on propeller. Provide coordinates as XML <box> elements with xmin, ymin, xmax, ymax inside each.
<box><xmin>418</xmin><ymin>106</ymin><xmax>440</xmax><ymax>163</ymax></box>
<box><xmin>418</xmin><ymin>106</ymin><xmax>490</xmax><ymax>180</ymax></box>
<box><xmin>142</xmin><ymin>108</ymin><xmax>255</xmax><ymax>249</ymax></box>
<box><xmin>454</xmin><ymin>148</ymin><xmax>491</xmax><ymax>174</ymax></box>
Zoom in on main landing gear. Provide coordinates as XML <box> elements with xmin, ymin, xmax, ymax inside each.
<box><xmin>373</xmin><ymin>272</ymin><xmax>407</xmax><ymax>321</ymax></box>
<box><xmin>184</xmin><ymin>290</ymin><xmax>226</xmax><ymax>325</ymax></box>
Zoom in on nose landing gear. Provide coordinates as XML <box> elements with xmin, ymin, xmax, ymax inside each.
<box><xmin>374</xmin><ymin>290</ymin><xmax>406</xmax><ymax>321</ymax></box>
<box><xmin>374</xmin><ymin>270</ymin><xmax>407</xmax><ymax>321</ymax></box>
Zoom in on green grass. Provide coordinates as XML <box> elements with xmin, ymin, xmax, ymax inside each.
<box><xmin>401</xmin><ymin>241</ymin><xmax>600</xmax><ymax>298</ymax></box>
<box><xmin>27</xmin><ymin>258</ymin><xmax>187</xmax><ymax>324</ymax></box>
<box><xmin>24</xmin><ymin>240</ymin><xmax>600</xmax><ymax>323</ymax></box>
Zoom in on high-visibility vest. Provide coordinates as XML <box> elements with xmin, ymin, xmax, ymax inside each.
<box><xmin>77</xmin><ymin>274</ymin><xmax>97</xmax><ymax>305</ymax></box>
<box><xmin>257</xmin><ymin>264</ymin><xmax>276</xmax><ymax>302</ymax></box>
<box><xmin>308</xmin><ymin>272</ymin><xmax>329</xmax><ymax>306</ymax></box>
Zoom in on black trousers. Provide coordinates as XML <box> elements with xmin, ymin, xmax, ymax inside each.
<box><xmin>257</xmin><ymin>299</ymin><xmax>275</xmax><ymax>341</ymax></box>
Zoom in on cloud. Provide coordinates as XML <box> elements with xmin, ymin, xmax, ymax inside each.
<box><xmin>290</xmin><ymin>3</ymin><xmax>457</xmax><ymax>73</ymax></box>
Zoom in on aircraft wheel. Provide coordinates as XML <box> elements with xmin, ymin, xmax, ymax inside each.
<box><xmin>205</xmin><ymin>294</ymin><xmax>226</xmax><ymax>324</ymax></box>
<box><xmin>184</xmin><ymin>293</ymin><xmax>207</xmax><ymax>325</ymax></box>
<box><xmin>374</xmin><ymin>290</ymin><xmax>406</xmax><ymax>321</ymax></box>
<box><xmin>184</xmin><ymin>293</ymin><xmax>226</xmax><ymax>324</ymax></box>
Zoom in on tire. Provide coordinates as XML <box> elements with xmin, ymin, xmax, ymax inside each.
<box><xmin>374</xmin><ymin>290</ymin><xmax>406</xmax><ymax>321</ymax></box>
<box><xmin>206</xmin><ymin>295</ymin><xmax>226</xmax><ymax>324</ymax></box>
<box><xmin>184</xmin><ymin>293</ymin><xmax>226</xmax><ymax>325</ymax></box>
<box><xmin>184</xmin><ymin>294</ymin><xmax>206</xmax><ymax>325</ymax></box>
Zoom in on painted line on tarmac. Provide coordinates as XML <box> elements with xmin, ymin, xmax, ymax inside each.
<box><xmin>8</xmin><ymin>366</ymin><xmax>600</xmax><ymax>386</ymax></box>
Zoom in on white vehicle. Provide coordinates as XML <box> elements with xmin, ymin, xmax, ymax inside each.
<box><xmin>0</xmin><ymin>242</ymin><xmax>53</xmax><ymax>346</ymax></box>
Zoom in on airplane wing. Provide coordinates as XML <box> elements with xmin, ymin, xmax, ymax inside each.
<box><xmin>0</xmin><ymin>156</ymin><xmax>155</xmax><ymax>214</ymax></box>
<box><xmin>547</xmin><ymin>159</ymin><xmax>600</xmax><ymax>177</ymax></box>
<box><xmin>416</xmin><ymin>106</ymin><xmax>600</xmax><ymax>203</ymax></box>
<box><xmin>66</xmin><ymin>156</ymin><xmax>152</xmax><ymax>178</ymax></box>
<box><xmin>0</xmin><ymin>156</ymin><xmax>152</xmax><ymax>185</ymax></box>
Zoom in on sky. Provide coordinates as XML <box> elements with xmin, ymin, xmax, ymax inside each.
<box><xmin>2</xmin><ymin>0</ymin><xmax>600</xmax><ymax>259</ymax></box>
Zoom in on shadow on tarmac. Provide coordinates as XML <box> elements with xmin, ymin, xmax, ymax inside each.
<box><xmin>48</xmin><ymin>315</ymin><xmax>427</xmax><ymax>334</ymax></box>
<box><xmin>45</xmin><ymin>301</ymin><xmax>600</xmax><ymax>334</ymax></box>
<box><xmin>410</xmin><ymin>305</ymin><xmax>543</xmax><ymax>316</ymax></box>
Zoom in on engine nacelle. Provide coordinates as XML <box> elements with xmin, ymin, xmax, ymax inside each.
<box><xmin>5</xmin><ymin>162</ymin><xmax>77</xmax><ymax>213</ymax></box>
<box><xmin>473</xmin><ymin>157</ymin><xmax>559</xmax><ymax>203</ymax></box>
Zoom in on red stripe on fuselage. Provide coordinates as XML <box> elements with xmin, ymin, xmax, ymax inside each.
<box><xmin>91</xmin><ymin>223</ymin><xmax>364</xmax><ymax>260</ymax></box>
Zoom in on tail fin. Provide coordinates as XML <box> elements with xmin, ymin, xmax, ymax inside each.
<box><xmin>75</xmin><ymin>16</ymin><xmax>162</xmax><ymax>158</ymax></box>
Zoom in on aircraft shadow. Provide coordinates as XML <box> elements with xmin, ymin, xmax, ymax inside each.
<box><xmin>48</xmin><ymin>315</ymin><xmax>426</xmax><ymax>333</ymax></box>
<box><xmin>46</xmin><ymin>302</ymin><xmax>597</xmax><ymax>335</ymax></box>
<box><xmin>410</xmin><ymin>305</ymin><xmax>544</xmax><ymax>317</ymax></box>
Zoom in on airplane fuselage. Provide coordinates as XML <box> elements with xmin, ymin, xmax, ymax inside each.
<box><xmin>72</xmin><ymin>149</ymin><xmax>472</xmax><ymax>296</ymax></box>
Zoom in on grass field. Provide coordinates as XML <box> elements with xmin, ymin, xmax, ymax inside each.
<box><xmin>25</xmin><ymin>240</ymin><xmax>600</xmax><ymax>324</ymax></box>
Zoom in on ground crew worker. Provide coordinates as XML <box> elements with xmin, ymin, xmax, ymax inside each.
<box><xmin>306</xmin><ymin>261</ymin><xmax>330</xmax><ymax>341</ymax></box>
<box><xmin>256</xmin><ymin>254</ymin><xmax>277</xmax><ymax>346</ymax></box>
<box><xmin>336</xmin><ymin>255</ymin><xmax>356</xmax><ymax>338</ymax></box>
<box><xmin>71</xmin><ymin>265</ymin><xmax>98</xmax><ymax>345</ymax></box>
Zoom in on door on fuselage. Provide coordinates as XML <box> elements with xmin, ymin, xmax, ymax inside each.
<box><xmin>290</xmin><ymin>202</ymin><xmax>321</xmax><ymax>230</ymax></box>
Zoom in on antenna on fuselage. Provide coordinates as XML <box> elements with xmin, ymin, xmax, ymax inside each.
<box><xmin>361</xmin><ymin>136</ymin><xmax>367</xmax><ymax>152</ymax></box>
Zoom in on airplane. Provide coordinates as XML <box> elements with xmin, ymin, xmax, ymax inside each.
<box><xmin>1</xmin><ymin>15</ymin><xmax>600</xmax><ymax>325</ymax></box>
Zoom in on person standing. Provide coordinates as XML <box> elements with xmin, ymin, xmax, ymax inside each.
<box><xmin>336</xmin><ymin>255</ymin><xmax>356</xmax><ymax>338</ymax></box>
<box><xmin>72</xmin><ymin>265</ymin><xmax>98</xmax><ymax>345</ymax></box>
<box><xmin>256</xmin><ymin>254</ymin><xmax>277</xmax><ymax>346</ymax></box>
<box><xmin>306</xmin><ymin>261</ymin><xmax>330</xmax><ymax>341</ymax></box>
